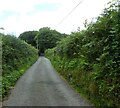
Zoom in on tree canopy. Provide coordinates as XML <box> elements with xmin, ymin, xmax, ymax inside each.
<box><xmin>19</xmin><ymin>31</ymin><xmax>38</xmax><ymax>48</ymax></box>
<box><xmin>37</xmin><ymin>27</ymin><xmax>63</xmax><ymax>54</ymax></box>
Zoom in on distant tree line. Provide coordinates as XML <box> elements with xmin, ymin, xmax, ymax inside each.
<box><xmin>19</xmin><ymin>27</ymin><xmax>68</xmax><ymax>55</ymax></box>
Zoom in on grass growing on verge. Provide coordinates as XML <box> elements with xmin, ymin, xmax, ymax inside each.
<box><xmin>1</xmin><ymin>60</ymin><xmax>37</xmax><ymax>101</ymax></box>
<box><xmin>45</xmin><ymin>2</ymin><xmax>120</xmax><ymax>106</ymax></box>
<box><xmin>1</xmin><ymin>34</ymin><xmax>38</xmax><ymax>101</ymax></box>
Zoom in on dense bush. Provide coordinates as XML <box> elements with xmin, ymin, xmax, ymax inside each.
<box><xmin>1</xmin><ymin>34</ymin><xmax>38</xmax><ymax>99</ymax></box>
<box><xmin>46</xmin><ymin>1</ymin><xmax>120</xmax><ymax>107</ymax></box>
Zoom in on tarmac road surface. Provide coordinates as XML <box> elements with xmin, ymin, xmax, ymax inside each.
<box><xmin>3</xmin><ymin>57</ymin><xmax>93</xmax><ymax>106</ymax></box>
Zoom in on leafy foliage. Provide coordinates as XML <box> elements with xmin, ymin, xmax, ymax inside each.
<box><xmin>19</xmin><ymin>31</ymin><xmax>38</xmax><ymax>48</ymax></box>
<box><xmin>46</xmin><ymin>1</ymin><xmax>120</xmax><ymax>107</ymax></box>
<box><xmin>1</xmin><ymin>34</ymin><xmax>38</xmax><ymax>99</ymax></box>
<box><xmin>37</xmin><ymin>27</ymin><xmax>65</xmax><ymax>54</ymax></box>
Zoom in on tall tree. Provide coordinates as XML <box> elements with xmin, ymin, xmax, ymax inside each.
<box><xmin>37</xmin><ymin>27</ymin><xmax>62</xmax><ymax>54</ymax></box>
<box><xmin>19</xmin><ymin>31</ymin><xmax>38</xmax><ymax>48</ymax></box>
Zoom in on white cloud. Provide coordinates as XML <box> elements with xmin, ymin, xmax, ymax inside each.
<box><xmin>0</xmin><ymin>0</ymin><xmax>111</xmax><ymax>36</ymax></box>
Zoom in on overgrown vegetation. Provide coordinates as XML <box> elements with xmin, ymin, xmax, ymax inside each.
<box><xmin>1</xmin><ymin>34</ymin><xmax>38</xmax><ymax>100</ymax></box>
<box><xmin>1</xmin><ymin>27</ymin><xmax>67</xmax><ymax>100</ymax></box>
<box><xmin>46</xmin><ymin>1</ymin><xmax>120</xmax><ymax>107</ymax></box>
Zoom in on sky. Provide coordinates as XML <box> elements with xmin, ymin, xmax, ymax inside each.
<box><xmin>0</xmin><ymin>0</ymin><xmax>111</xmax><ymax>36</ymax></box>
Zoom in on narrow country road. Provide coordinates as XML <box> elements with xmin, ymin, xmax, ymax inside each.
<box><xmin>3</xmin><ymin>57</ymin><xmax>93</xmax><ymax>106</ymax></box>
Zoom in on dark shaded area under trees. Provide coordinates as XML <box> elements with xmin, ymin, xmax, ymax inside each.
<box><xmin>19</xmin><ymin>27</ymin><xmax>68</xmax><ymax>55</ymax></box>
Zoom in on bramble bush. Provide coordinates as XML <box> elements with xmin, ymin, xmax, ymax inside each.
<box><xmin>1</xmin><ymin>34</ymin><xmax>38</xmax><ymax>100</ymax></box>
<box><xmin>46</xmin><ymin>1</ymin><xmax>120</xmax><ymax>107</ymax></box>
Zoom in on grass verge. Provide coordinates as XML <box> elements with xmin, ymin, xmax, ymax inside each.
<box><xmin>1</xmin><ymin>58</ymin><xmax>38</xmax><ymax>101</ymax></box>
